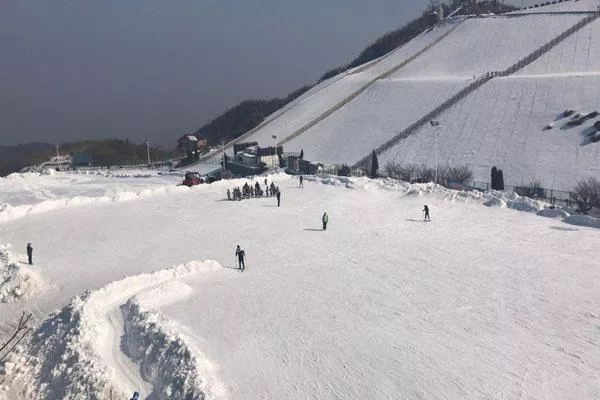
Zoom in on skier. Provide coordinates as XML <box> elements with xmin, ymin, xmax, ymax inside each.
<box><xmin>322</xmin><ymin>212</ymin><xmax>329</xmax><ymax>231</ymax></box>
<box><xmin>276</xmin><ymin>189</ymin><xmax>281</xmax><ymax>207</ymax></box>
<box><xmin>235</xmin><ymin>245</ymin><xmax>245</xmax><ymax>271</ymax></box>
<box><xmin>423</xmin><ymin>205</ymin><xmax>430</xmax><ymax>221</ymax></box>
<box><xmin>26</xmin><ymin>242</ymin><xmax>33</xmax><ymax>265</ymax></box>
<box><xmin>299</xmin><ymin>175</ymin><xmax>304</xmax><ymax>188</ymax></box>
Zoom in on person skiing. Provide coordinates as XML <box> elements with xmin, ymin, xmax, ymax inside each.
<box><xmin>322</xmin><ymin>212</ymin><xmax>329</xmax><ymax>231</ymax></box>
<box><xmin>299</xmin><ymin>175</ymin><xmax>304</xmax><ymax>188</ymax></box>
<box><xmin>423</xmin><ymin>205</ymin><xmax>430</xmax><ymax>221</ymax></box>
<box><xmin>276</xmin><ymin>189</ymin><xmax>281</xmax><ymax>207</ymax></box>
<box><xmin>235</xmin><ymin>245</ymin><xmax>245</xmax><ymax>271</ymax></box>
<box><xmin>26</xmin><ymin>242</ymin><xmax>33</xmax><ymax>265</ymax></box>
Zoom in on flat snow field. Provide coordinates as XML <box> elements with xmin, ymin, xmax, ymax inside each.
<box><xmin>1</xmin><ymin>172</ymin><xmax>599</xmax><ymax>399</ymax></box>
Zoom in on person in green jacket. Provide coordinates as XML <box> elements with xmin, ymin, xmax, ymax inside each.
<box><xmin>322</xmin><ymin>212</ymin><xmax>329</xmax><ymax>231</ymax></box>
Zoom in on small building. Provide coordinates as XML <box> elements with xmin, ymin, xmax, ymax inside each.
<box><xmin>177</xmin><ymin>134</ymin><xmax>208</xmax><ymax>155</ymax></box>
<box><xmin>72</xmin><ymin>152</ymin><xmax>92</xmax><ymax>167</ymax></box>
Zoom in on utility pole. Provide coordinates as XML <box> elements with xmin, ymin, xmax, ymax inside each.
<box><xmin>430</xmin><ymin>120</ymin><xmax>441</xmax><ymax>184</ymax></box>
<box><xmin>145</xmin><ymin>138</ymin><xmax>150</xmax><ymax>167</ymax></box>
<box><xmin>221</xmin><ymin>138</ymin><xmax>225</xmax><ymax>169</ymax></box>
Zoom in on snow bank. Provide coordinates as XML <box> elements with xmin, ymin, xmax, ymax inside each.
<box><xmin>537</xmin><ymin>208</ymin><xmax>570</xmax><ymax>219</ymax></box>
<box><xmin>0</xmin><ymin>245</ymin><xmax>44</xmax><ymax>303</ymax></box>
<box><xmin>0</xmin><ymin>183</ymin><xmax>187</xmax><ymax>223</ymax></box>
<box><xmin>2</xmin><ymin>260</ymin><xmax>225</xmax><ymax>400</ymax></box>
<box><xmin>564</xmin><ymin>214</ymin><xmax>600</xmax><ymax>229</ymax></box>
<box><xmin>122</xmin><ymin>282</ymin><xmax>226</xmax><ymax>400</ymax></box>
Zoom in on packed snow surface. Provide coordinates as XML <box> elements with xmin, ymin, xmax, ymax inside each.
<box><xmin>517</xmin><ymin>17</ymin><xmax>600</xmax><ymax>75</ymax></box>
<box><xmin>1</xmin><ymin>171</ymin><xmax>599</xmax><ymax>399</ymax></box>
<box><xmin>380</xmin><ymin>74</ymin><xmax>600</xmax><ymax>191</ymax></box>
<box><xmin>392</xmin><ymin>15</ymin><xmax>585</xmax><ymax>78</ymax></box>
<box><xmin>0</xmin><ymin>245</ymin><xmax>45</xmax><ymax>303</ymax></box>
<box><xmin>284</xmin><ymin>78</ymin><xmax>469</xmax><ymax>165</ymax></box>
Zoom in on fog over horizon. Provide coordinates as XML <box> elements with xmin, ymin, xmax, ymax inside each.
<box><xmin>0</xmin><ymin>0</ymin><xmax>427</xmax><ymax>149</ymax></box>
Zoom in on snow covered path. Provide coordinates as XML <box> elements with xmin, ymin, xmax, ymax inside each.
<box><xmin>1</xmin><ymin>172</ymin><xmax>600</xmax><ymax>399</ymax></box>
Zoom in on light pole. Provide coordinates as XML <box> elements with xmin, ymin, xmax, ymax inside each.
<box><xmin>430</xmin><ymin>120</ymin><xmax>441</xmax><ymax>184</ymax></box>
<box><xmin>145</xmin><ymin>138</ymin><xmax>150</xmax><ymax>167</ymax></box>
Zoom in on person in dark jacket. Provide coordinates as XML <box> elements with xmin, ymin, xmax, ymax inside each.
<box><xmin>235</xmin><ymin>245</ymin><xmax>245</xmax><ymax>271</ymax></box>
<box><xmin>26</xmin><ymin>243</ymin><xmax>33</xmax><ymax>265</ymax></box>
<box><xmin>322</xmin><ymin>212</ymin><xmax>329</xmax><ymax>231</ymax></box>
<box><xmin>423</xmin><ymin>205</ymin><xmax>430</xmax><ymax>221</ymax></box>
<box><xmin>299</xmin><ymin>175</ymin><xmax>304</xmax><ymax>188</ymax></box>
<box><xmin>276</xmin><ymin>189</ymin><xmax>281</xmax><ymax>207</ymax></box>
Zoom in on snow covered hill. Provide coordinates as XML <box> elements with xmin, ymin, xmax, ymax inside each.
<box><xmin>1</xmin><ymin>171</ymin><xmax>599</xmax><ymax>399</ymax></box>
<box><xmin>199</xmin><ymin>5</ymin><xmax>600</xmax><ymax>193</ymax></box>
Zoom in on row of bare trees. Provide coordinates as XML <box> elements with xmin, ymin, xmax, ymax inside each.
<box><xmin>384</xmin><ymin>161</ymin><xmax>473</xmax><ymax>184</ymax></box>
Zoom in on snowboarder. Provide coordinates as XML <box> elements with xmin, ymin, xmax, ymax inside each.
<box><xmin>423</xmin><ymin>205</ymin><xmax>430</xmax><ymax>221</ymax></box>
<box><xmin>276</xmin><ymin>189</ymin><xmax>281</xmax><ymax>207</ymax></box>
<box><xmin>322</xmin><ymin>212</ymin><xmax>328</xmax><ymax>231</ymax></box>
<box><xmin>299</xmin><ymin>175</ymin><xmax>304</xmax><ymax>188</ymax></box>
<box><xmin>235</xmin><ymin>245</ymin><xmax>245</xmax><ymax>271</ymax></box>
<box><xmin>26</xmin><ymin>242</ymin><xmax>33</xmax><ymax>265</ymax></box>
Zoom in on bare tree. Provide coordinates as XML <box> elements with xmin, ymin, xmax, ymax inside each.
<box><xmin>571</xmin><ymin>177</ymin><xmax>600</xmax><ymax>214</ymax></box>
<box><xmin>0</xmin><ymin>312</ymin><xmax>33</xmax><ymax>362</ymax></box>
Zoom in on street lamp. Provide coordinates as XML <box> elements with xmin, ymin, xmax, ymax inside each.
<box><xmin>430</xmin><ymin>120</ymin><xmax>441</xmax><ymax>184</ymax></box>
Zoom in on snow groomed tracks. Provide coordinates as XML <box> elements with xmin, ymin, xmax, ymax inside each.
<box><xmin>353</xmin><ymin>12</ymin><xmax>600</xmax><ymax>170</ymax></box>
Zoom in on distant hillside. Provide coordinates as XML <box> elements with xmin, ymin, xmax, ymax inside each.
<box><xmin>0</xmin><ymin>143</ymin><xmax>54</xmax><ymax>177</ymax></box>
<box><xmin>0</xmin><ymin>139</ymin><xmax>177</xmax><ymax>177</ymax></box>
<box><xmin>195</xmin><ymin>1</ymin><xmax>516</xmax><ymax>147</ymax></box>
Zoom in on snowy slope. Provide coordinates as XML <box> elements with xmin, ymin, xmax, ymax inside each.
<box><xmin>379</xmin><ymin>74</ymin><xmax>600</xmax><ymax>191</ymax></box>
<box><xmin>516</xmin><ymin>17</ymin><xmax>600</xmax><ymax>74</ymax></box>
<box><xmin>393</xmin><ymin>15</ymin><xmax>585</xmax><ymax>78</ymax></box>
<box><xmin>1</xmin><ymin>172</ymin><xmax>600</xmax><ymax>399</ymax></box>
<box><xmin>216</xmin><ymin>20</ymin><xmax>462</xmax><ymax>153</ymax></box>
<box><xmin>513</xmin><ymin>0</ymin><xmax>600</xmax><ymax>13</ymax></box>
<box><xmin>284</xmin><ymin>78</ymin><xmax>470</xmax><ymax>165</ymax></box>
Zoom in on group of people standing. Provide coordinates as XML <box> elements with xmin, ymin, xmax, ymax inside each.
<box><xmin>227</xmin><ymin>179</ymin><xmax>280</xmax><ymax>202</ymax></box>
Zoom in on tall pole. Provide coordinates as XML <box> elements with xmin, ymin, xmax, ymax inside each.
<box><xmin>145</xmin><ymin>138</ymin><xmax>150</xmax><ymax>167</ymax></box>
<box><xmin>435</xmin><ymin>131</ymin><xmax>438</xmax><ymax>184</ymax></box>
<box><xmin>221</xmin><ymin>138</ymin><xmax>225</xmax><ymax>169</ymax></box>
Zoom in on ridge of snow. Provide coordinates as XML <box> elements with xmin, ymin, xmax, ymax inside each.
<box><xmin>0</xmin><ymin>244</ymin><xmax>45</xmax><ymax>303</ymax></box>
<box><xmin>2</xmin><ymin>260</ymin><xmax>226</xmax><ymax>400</ymax></box>
<box><xmin>0</xmin><ymin>181</ymin><xmax>187</xmax><ymax>224</ymax></box>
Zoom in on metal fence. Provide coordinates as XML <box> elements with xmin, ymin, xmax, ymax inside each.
<box><xmin>471</xmin><ymin>181</ymin><xmax>576</xmax><ymax>207</ymax></box>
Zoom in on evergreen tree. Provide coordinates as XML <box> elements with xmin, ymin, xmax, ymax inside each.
<box><xmin>370</xmin><ymin>150</ymin><xmax>379</xmax><ymax>178</ymax></box>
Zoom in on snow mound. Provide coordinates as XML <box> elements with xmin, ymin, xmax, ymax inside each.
<box><xmin>122</xmin><ymin>283</ymin><xmax>226</xmax><ymax>400</ymax></box>
<box><xmin>0</xmin><ymin>184</ymin><xmax>187</xmax><ymax>223</ymax></box>
<box><xmin>563</xmin><ymin>214</ymin><xmax>600</xmax><ymax>229</ymax></box>
<box><xmin>0</xmin><ymin>245</ymin><xmax>44</xmax><ymax>303</ymax></box>
<box><xmin>482</xmin><ymin>190</ymin><xmax>548</xmax><ymax>212</ymax></box>
<box><xmin>2</xmin><ymin>260</ymin><xmax>225</xmax><ymax>400</ymax></box>
<box><xmin>537</xmin><ymin>208</ymin><xmax>570</xmax><ymax>219</ymax></box>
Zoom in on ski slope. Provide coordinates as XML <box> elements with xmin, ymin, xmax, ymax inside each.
<box><xmin>513</xmin><ymin>0</ymin><xmax>600</xmax><ymax>13</ymax></box>
<box><xmin>392</xmin><ymin>15</ymin><xmax>585</xmax><ymax>78</ymax></box>
<box><xmin>284</xmin><ymin>78</ymin><xmax>470</xmax><ymax>165</ymax></box>
<box><xmin>221</xmin><ymin>20</ymin><xmax>462</xmax><ymax>152</ymax></box>
<box><xmin>379</xmin><ymin>73</ymin><xmax>600</xmax><ymax>191</ymax></box>
<box><xmin>1</xmin><ymin>171</ymin><xmax>600</xmax><ymax>399</ymax></box>
<box><xmin>516</xmin><ymin>17</ymin><xmax>600</xmax><ymax>74</ymax></box>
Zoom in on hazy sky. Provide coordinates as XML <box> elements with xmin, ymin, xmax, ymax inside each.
<box><xmin>1</xmin><ymin>0</ymin><xmax>425</xmax><ymax>148</ymax></box>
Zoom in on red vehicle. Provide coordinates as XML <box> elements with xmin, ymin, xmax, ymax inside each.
<box><xmin>182</xmin><ymin>172</ymin><xmax>204</xmax><ymax>187</ymax></box>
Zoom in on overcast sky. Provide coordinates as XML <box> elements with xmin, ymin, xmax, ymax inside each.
<box><xmin>1</xmin><ymin>0</ymin><xmax>426</xmax><ymax>148</ymax></box>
